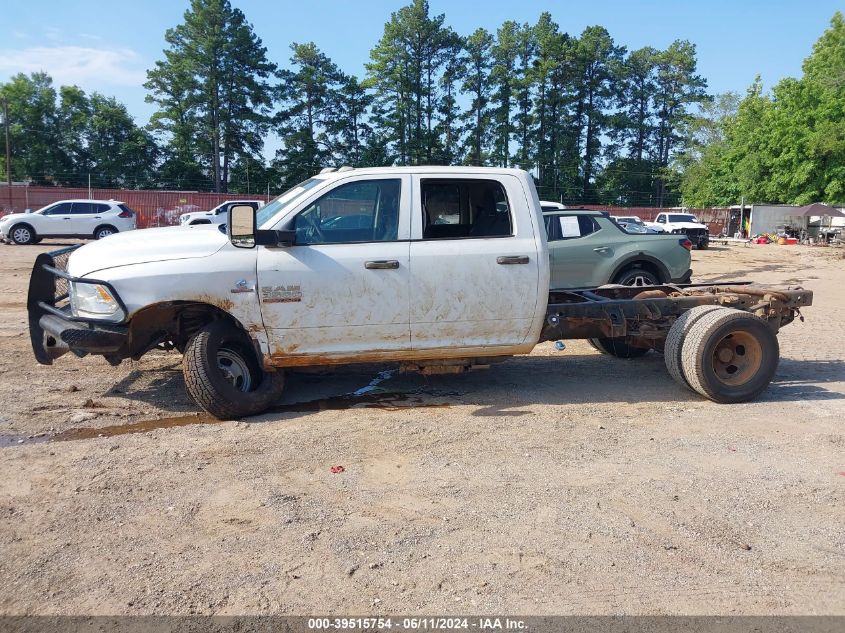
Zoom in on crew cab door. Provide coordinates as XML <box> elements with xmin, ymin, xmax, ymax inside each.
<box><xmin>409</xmin><ymin>175</ymin><xmax>540</xmax><ymax>350</ymax></box>
<box><xmin>257</xmin><ymin>175</ymin><xmax>411</xmax><ymax>361</ymax></box>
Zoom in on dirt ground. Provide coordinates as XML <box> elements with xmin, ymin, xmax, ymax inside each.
<box><xmin>0</xmin><ymin>240</ymin><xmax>842</xmax><ymax>615</ymax></box>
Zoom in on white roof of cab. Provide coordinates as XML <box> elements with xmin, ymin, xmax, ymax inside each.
<box><xmin>317</xmin><ymin>166</ymin><xmax>531</xmax><ymax>179</ymax></box>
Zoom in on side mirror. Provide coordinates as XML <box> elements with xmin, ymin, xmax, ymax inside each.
<box><xmin>228</xmin><ymin>205</ymin><xmax>257</xmax><ymax>248</ymax></box>
<box><xmin>25</xmin><ymin>208</ymin><xmax>32</xmax><ymax>214</ymax></box>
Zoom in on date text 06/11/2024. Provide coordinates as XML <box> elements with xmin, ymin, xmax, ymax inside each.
<box><xmin>307</xmin><ymin>618</ymin><xmax>527</xmax><ymax>631</ymax></box>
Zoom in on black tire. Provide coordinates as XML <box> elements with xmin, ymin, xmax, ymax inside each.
<box><xmin>589</xmin><ymin>337</ymin><xmax>651</xmax><ymax>358</ymax></box>
<box><xmin>613</xmin><ymin>267</ymin><xmax>661</xmax><ymax>287</ymax></box>
<box><xmin>183</xmin><ymin>320</ymin><xmax>285</xmax><ymax>419</ymax></box>
<box><xmin>681</xmin><ymin>310</ymin><xmax>779</xmax><ymax>403</ymax></box>
<box><xmin>664</xmin><ymin>305</ymin><xmax>725</xmax><ymax>390</ymax></box>
<box><xmin>94</xmin><ymin>225</ymin><xmax>117</xmax><ymax>240</ymax></box>
<box><xmin>10</xmin><ymin>223</ymin><xmax>36</xmax><ymax>245</ymax></box>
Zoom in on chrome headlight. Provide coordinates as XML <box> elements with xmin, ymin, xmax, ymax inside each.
<box><xmin>69</xmin><ymin>281</ymin><xmax>125</xmax><ymax>322</ymax></box>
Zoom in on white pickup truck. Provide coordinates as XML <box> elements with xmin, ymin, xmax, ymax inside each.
<box><xmin>28</xmin><ymin>167</ymin><xmax>811</xmax><ymax>419</ymax></box>
<box><xmin>644</xmin><ymin>212</ymin><xmax>710</xmax><ymax>249</ymax></box>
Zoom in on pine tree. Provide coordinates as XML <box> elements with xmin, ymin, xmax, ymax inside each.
<box><xmin>145</xmin><ymin>0</ymin><xmax>275</xmax><ymax>192</ymax></box>
<box><xmin>461</xmin><ymin>28</ymin><xmax>494</xmax><ymax>166</ymax></box>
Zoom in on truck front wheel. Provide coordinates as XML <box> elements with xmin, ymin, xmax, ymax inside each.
<box><xmin>183</xmin><ymin>321</ymin><xmax>285</xmax><ymax>419</ymax></box>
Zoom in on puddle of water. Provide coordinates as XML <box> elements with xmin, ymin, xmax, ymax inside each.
<box><xmin>0</xmin><ymin>388</ymin><xmax>455</xmax><ymax>446</ymax></box>
<box><xmin>352</xmin><ymin>369</ymin><xmax>397</xmax><ymax>396</ymax></box>
<box><xmin>0</xmin><ymin>435</ymin><xmax>50</xmax><ymax>448</ymax></box>
<box><xmin>53</xmin><ymin>412</ymin><xmax>217</xmax><ymax>441</ymax></box>
<box><xmin>269</xmin><ymin>389</ymin><xmax>452</xmax><ymax>414</ymax></box>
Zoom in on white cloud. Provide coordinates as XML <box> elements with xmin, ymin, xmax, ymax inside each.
<box><xmin>0</xmin><ymin>45</ymin><xmax>147</xmax><ymax>88</ymax></box>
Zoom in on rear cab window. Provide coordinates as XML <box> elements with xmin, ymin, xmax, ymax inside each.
<box><xmin>420</xmin><ymin>179</ymin><xmax>513</xmax><ymax>240</ymax></box>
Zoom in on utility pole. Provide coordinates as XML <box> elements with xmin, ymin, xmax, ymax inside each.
<box><xmin>2</xmin><ymin>97</ymin><xmax>11</xmax><ymax>211</ymax></box>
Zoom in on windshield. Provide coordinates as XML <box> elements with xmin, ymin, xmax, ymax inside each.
<box><xmin>616</xmin><ymin>216</ymin><xmax>642</xmax><ymax>224</ymax></box>
<box><xmin>669</xmin><ymin>214</ymin><xmax>699</xmax><ymax>223</ymax></box>
<box><xmin>256</xmin><ymin>178</ymin><xmax>324</xmax><ymax>227</ymax></box>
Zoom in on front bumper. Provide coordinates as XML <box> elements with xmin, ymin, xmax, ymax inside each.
<box><xmin>28</xmin><ymin>246</ymin><xmax>129</xmax><ymax>365</ymax></box>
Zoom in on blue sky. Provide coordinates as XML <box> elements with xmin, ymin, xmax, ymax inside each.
<box><xmin>1</xmin><ymin>0</ymin><xmax>841</xmax><ymax>157</ymax></box>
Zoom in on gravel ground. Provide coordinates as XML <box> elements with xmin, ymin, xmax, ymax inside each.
<box><xmin>0</xmin><ymin>240</ymin><xmax>842</xmax><ymax>615</ymax></box>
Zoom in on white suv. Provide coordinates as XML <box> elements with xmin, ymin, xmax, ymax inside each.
<box><xmin>0</xmin><ymin>199</ymin><xmax>137</xmax><ymax>245</ymax></box>
<box><xmin>179</xmin><ymin>200</ymin><xmax>262</xmax><ymax>226</ymax></box>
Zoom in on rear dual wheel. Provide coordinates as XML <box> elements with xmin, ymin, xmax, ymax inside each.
<box><xmin>665</xmin><ymin>307</ymin><xmax>779</xmax><ymax>403</ymax></box>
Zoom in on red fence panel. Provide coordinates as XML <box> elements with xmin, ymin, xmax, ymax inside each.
<box><xmin>0</xmin><ymin>185</ymin><xmax>268</xmax><ymax>229</ymax></box>
<box><xmin>576</xmin><ymin>204</ymin><xmax>731</xmax><ymax>236</ymax></box>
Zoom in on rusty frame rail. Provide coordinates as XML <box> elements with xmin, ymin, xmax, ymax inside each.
<box><xmin>541</xmin><ymin>283</ymin><xmax>812</xmax><ymax>343</ymax></box>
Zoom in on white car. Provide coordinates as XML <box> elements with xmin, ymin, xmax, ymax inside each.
<box><xmin>0</xmin><ymin>199</ymin><xmax>137</xmax><ymax>245</ymax></box>
<box><xmin>179</xmin><ymin>200</ymin><xmax>262</xmax><ymax>226</ymax></box>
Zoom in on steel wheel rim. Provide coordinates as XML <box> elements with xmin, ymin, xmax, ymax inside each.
<box><xmin>711</xmin><ymin>330</ymin><xmax>763</xmax><ymax>386</ymax></box>
<box><xmin>13</xmin><ymin>227</ymin><xmax>30</xmax><ymax>242</ymax></box>
<box><xmin>217</xmin><ymin>348</ymin><xmax>253</xmax><ymax>392</ymax></box>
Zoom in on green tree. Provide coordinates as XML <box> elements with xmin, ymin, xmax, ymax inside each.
<box><xmin>145</xmin><ymin>0</ymin><xmax>276</xmax><ymax>192</ymax></box>
<box><xmin>0</xmin><ymin>72</ymin><xmax>64</xmax><ymax>184</ymax></box>
<box><xmin>366</xmin><ymin>0</ymin><xmax>455</xmax><ymax>164</ymax></box>
<box><xmin>274</xmin><ymin>42</ymin><xmax>342</xmax><ymax>185</ymax></box>
<box><xmin>432</xmin><ymin>29</ymin><xmax>465</xmax><ymax>164</ymax></box>
<box><xmin>461</xmin><ymin>28</ymin><xmax>494</xmax><ymax>165</ymax></box>
<box><xmin>490</xmin><ymin>21</ymin><xmax>520</xmax><ymax>167</ymax></box>
<box><xmin>57</xmin><ymin>85</ymin><xmax>93</xmax><ymax>185</ymax></box>
<box><xmin>511</xmin><ymin>23</ymin><xmax>536</xmax><ymax>171</ymax></box>
<box><xmin>327</xmin><ymin>75</ymin><xmax>375</xmax><ymax>166</ymax></box>
<box><xmin>653</xmin><ymin>40</ymin><xmax>708</xmax><ymax>206</ymax></box>
<box><xmin>682</xmin><ymin>12</ymin><xmax>845</xmax><ymax>206</ymax></box>
<box><xmin>574</xmin><ymin>26</ymin><xmax>625</xmax><ymax>201</ymax></box>
<box><xmin>86</xmin><ymin>94</ymin><xmax>158</xmax><ymax>188</ymax></box>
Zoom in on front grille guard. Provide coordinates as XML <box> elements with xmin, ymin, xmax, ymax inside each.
<box><xmin>27</xmin><ymin>245</ymin><xmax>128</xmax><ymax>326</ymax></box>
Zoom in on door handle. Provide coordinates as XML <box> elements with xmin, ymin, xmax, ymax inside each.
<box><xmin>63</xmin><ymin>217</ymin><xmax>72</xmax><ymax>220</ymax></box>
<box><xmin>497</xmin><ymin>256</ymin><xmax>529</xmax><ymax>265</ymax></box>
<box><xmin>593</xmin><ymin>247</ymin><xmax>610</xmax><ymax>253</ymax></box>
<box><xmin>365</xmin><ymin>260</ymin><xmax>399</xmax><ymax>270</ymax></box>
<box><xmin>94</xmin><ymin>216</ymin><xmax>101</xmax><ymax>219</ymax></box>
